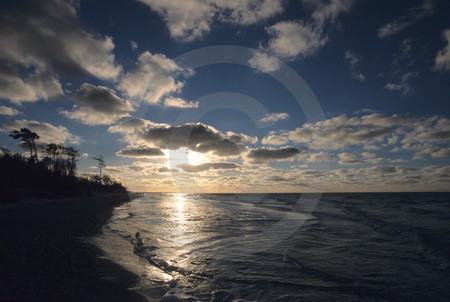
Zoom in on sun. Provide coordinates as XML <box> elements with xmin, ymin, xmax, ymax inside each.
<box><xmin>164</xmin><ymin>147</ymin><xmax>207</xmax><ymax>168</ymax></box>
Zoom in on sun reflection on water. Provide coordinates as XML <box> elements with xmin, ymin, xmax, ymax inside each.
<box><xmin>173</xmin><ymin>193</ymin><xmax>187</xmax><ymax>224</ymax></box>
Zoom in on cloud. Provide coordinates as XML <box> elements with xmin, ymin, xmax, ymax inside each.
<box><xmin>163</xmin><ymin>97</ymin><xmax>199</xmax><ymax>108</ymax></box>
<box><xmin>138</xmin><ymin>0</ymin><xmax>283</xmax><ymax>42</ymax></box>
<box><xmin>248</xmin><ymin>51</ymin><xmax>281</xmax><ymax>73</ymax></box>
<box><xmin>246</xmin><ymin>146</ymin><xmax>304</xmax><ymax>163</ymax></box>
<box><xmin>338</xmin><ymin>152</ymin><xmax>384</xmax><ymax>165</ymax></box>
<box><xmin>130</xmin><ymin>40</ymin><xmax>138</xmax><ymax>50</ymax></box>
<box><xmin>0</xmin><ymin>0</ymin><xmax>121</xmax><ymax>84</ymax></box>
<box><xmin>302</xmin><ymin>0</ymin><xmax>356</xmax><ymax>26</ymax></box>
<box><xmin>2</xmin><ymin>119</ymin><xmax>82</xmax><ymax>147</ymax></box>
<box><xmin>344</xmin><ymin>50</ymin><xmax>366</xmax><ymax>82</ymax></box>
<box><xmin>259</xmin><ymin>112</ymin><xmax>289</xmax><ymax>123</ymax></box>
<box><xmin>139</xmin><ymin>123</ymin><xmax>251</xmax><ymax>156</ymax></box>
<box><xmin>118</xmin><ymin>51</ymin><xmax>190</xmax><ymax>104</ymax></box>
<box><xmin>338</xmin><ymin>152</ymin><xmax>361</xmax><ymax>164</ymax></box>
<box><xmin>402</xmin><ymin>116</ymin><xmax>450</xmax><ymax>144</ymax></box>
<box><xmin>111</xmin><ymin>119</ymin><xmax>254</xmax><ymax>157</ymax></box>
<box><xmin>261</xmin><ymin>113</ymin><xmax>450</xmax><ymax>163</ymax></box>
<box><xmin>430</xmin><ymin>148</ymin><xmax>450</xmax><ymax>158</ymax></box>
<box><xmin>377</xmin><ymin>0</ymin><xmax>434</xmax><ymax>38</ymax></box>
<box><xmin>384</xmin><ymin>72</ymin><xmax>419</xmax><ymax>95</ymax></box>
<box><xmin>108</xmin><ymin>118</ymin><xmax>168</xmax><ymax>135</ymax></box>
<box><xmin>0</xmin><ymin>105</ymin><xmax>21</xmax><ymax>116</ymax></box>
<box><xmin>306</xmin><ymin>151</ymin><xmax>333</xmax><ymax>162</ymax></box>
<box><xmin>0</xmin><ymin>67</ymin><xmax>63</xmax><ymax>104</ymax></box>
<box><xmin>60</xmin><ymin>84</ymin><xmax>134</xmax><ymax>125</ymax></box>
<box><xmin>177</xmin><ymin>162</ymin><xmax>240</xmax><ymax>173</ymax></box>
<box><xmin>250</xmin><ymin>0</ymin><xmax>356</xmax><ymax>71</ymax></box>
<box><xmin>262</xmin><ymin>113</ymin><xmax>413</xmax><ymax>149</ymax></box>
<box><xmin>116</xmin><ymin>147</ymin><xmax>164</xmax><ymax>158</ymax></box>
<box><xmin>435</xmin><ymin>29</ymin><xmax>450</xmax><ymax>71</ymax></box>
<box><xmin>266</xmin><ymin>21</ymin><xmax>327</xmax><ymax>59</ymax></box>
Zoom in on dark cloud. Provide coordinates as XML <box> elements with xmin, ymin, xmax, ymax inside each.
<box><xmin>117</xmin><ymin>147</ymin><xmax>164</xmax><ymax>158</ymax></box>
<box><xmin>140</xmin><ymin>123</ymin><xmax>249</xmax><ymax>156</ymax></box>
<box><xmin>0</xmin><ymin>0</ymin><xmax>121</xmax><ymax>79</ymax></box>
<box><xmin>158</xmin><ymin>167</ymin><xmax>178</xmax><ymax>173</ymax></box>
<box><xmin>60</xmin><ymin>84</ymin><xmax>133</xmax><ymax>125</ymax></box>
<box><xmin>247</xmin><ymin>146</ymin><xmax>303</xmax><ymax>163</ymax></box>
<box><xmin>177</xmin><ymin>162</ymin><xmax>240</xmax><ymax>173</ymax></box>
<box><xmin>267</xmin><ymin>175</ymin><xmax>288</xmax><ymax>182</ymax></box>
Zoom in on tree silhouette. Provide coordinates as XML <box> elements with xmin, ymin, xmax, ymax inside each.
<box><xmin>9</xmin><ymin>128</ymin><xmax>40</xmax><ymax>162</ymax></box>
<box><xmin>92</xmin><ymin>154</ymin><xmax>105</xmax><ymax>178</ymax></box>
<box><xmin>46</xmin><ymin>143</ymin><xmax>69</xmax><ymax>174</ymax></box>
<box><xmin>64</xmin><ymin>146</ymin><xmax>79</xmax><ymax>176</ymax></box>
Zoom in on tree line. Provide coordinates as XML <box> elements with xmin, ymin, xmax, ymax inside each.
<box><xmin>8</xmin><ymin>127</ymin><xmax>106</xmax><ymax>180</ymax></box>
<box><xmin>0</xmin><ymin>127</ymin><xmax>126</xmax><ymax>203</ymax></box>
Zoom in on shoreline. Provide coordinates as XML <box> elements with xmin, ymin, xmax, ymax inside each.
<box><xmin>0</xmin><ymin>193</ymin><xmax>147</xmax><ymax>302</ymax></box>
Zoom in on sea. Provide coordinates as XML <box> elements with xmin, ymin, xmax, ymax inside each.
<box><xmin>91</xmin><ymin>192</ymin><xmax>450</xmax><ymax>301</ymax></box>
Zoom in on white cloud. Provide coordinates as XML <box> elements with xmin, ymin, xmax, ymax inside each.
<box><xmin>377</xmin><ymin>0</ymin><xmax>434</xmax><ymax>38</ymax></box>
<box><xmin>344</xmin><ymin>50</ymin><xmax>366</xmax><ymax>82</ymax></box>
<box><xmin>266</xmin><ymin>21</ymin><xmax>327</xmax><ymax>59</ymax></box>
<box><xmin>118</xmin><ymin>51</ymin><xmax>190</xmax><ymax>104</ymax></box>
<box><xmin>250</xmin><ymin>0</ymin><xmax>356</xmax><ymax>72</ymax></box>
<box><xmin>303</xmin><ymin>0</ymin><xmax>356</xmax><ymax>26</ymax></box>
<box><xmin>435</xmin><ymin>29</ymin><xmax>450</xmax><ymax>71</ymax></box>
<box><xmin>138</xmin><ymin>0</ymin><xmax>283</xmax><ymax>42</ymax></box>
<box><xmin>130</xmin><ymin>40</ymin><xmax>138</xmax><ymax>50</ymax></box>
<box><xmin>402</xmin><ymin>116</ymin><xmax>450</xmax><ymax>144</ymax></box>
<box><xmin>259</xmin><ymin>112</ymin><xmax>289</xmax><ymax>123</ymax></box>
<box><xmin>262</xmin><ymin>113</ymin><xmax>413</xmax><ymax>149</ymax></box>
<box><xmin>306</xmin><ymin>151</ymin><xmax>333</xmax><ymax>162</ymax></box>
<box><xmin>431</xmin><ymin>148</ymin><xmax>450</xmax><ymax>158</ymax></box>
<box><xmin>60</xmin><ymin>84</ymin><xmax>134</xmax><ymax>125</ymax></box>
<box><xmin>248</xmin><ymin>51</ymin><xmax>281</xmax><ymax>73</ymax></box>
<box><xmin>108</xmin><ymin>118</ymin><xmax>168</xmax><ymax>135</ymax></box>
<box><xmin>0</xmin><ymin>68</ymin><xmax>63</xmax><ymax>104</ymax></box>
<box><xmin>0</xmin><ymin>0</ymin><xmax>122</xmax><ymax>83</ymax></box>
<box><xmin>2</xmin><ymin>119</ymin><xmax>82</xmax><ymax>146</ymax></box>
<box><xmin>261</xmin><ymin>113</ymin><xmax>450</xmax><ymax>164</ymax></box>
<box><xmin>384</xmin><ymin>72</ymin><xmax>418</xmax><ymax>95</ymax></box>
<box><xmin>163</xmin><ymin>97</ymin><xmax>199</xmax><ymax>108</ymax></box>
<box><xmin>0</xmin><ymin>105</ymin><xmax>21</xmax><ymax>116</ymax></box>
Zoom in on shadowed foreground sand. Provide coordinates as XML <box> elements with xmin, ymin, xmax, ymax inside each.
<box><xmin>0</xmin><ymin>193</ymin><xmax>148</xmax><ymax>302</ymax></box>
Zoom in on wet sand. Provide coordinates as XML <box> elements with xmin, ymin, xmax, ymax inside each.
<box><xmin>0</xmin><ymin>193</ymin><xmax>148</xmax><ymax>302</ymax></box>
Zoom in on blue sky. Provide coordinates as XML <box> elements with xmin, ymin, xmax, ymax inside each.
<box><xmin>1</xmin><ymin>0</ymin><xmax>450</xmax><ymax>192</ymax></box>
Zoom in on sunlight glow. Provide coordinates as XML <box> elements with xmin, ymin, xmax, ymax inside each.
<box><xmin>164</xmin><ymin>147</ymin><xmax>208</xmax><ymax>168</ymax></box>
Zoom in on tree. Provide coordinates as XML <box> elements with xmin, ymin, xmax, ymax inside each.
<box><xmin>64</xmin><ymin>146</ymin><xmax>79</xmax><ymax>176</ymax></box>
<box><xmin>9</xmin><ymin>128</ymin><xmax>40</xmax><ymax>162</ymax></box>
<box><xmin>92</xmin><ymin>154</ymin><xmax>105</xmax><ymax>177</ymax></box>
<box><xmin>45</xmin><ymin>143</ymin><xmax>65</xmax><ymax>174</ymax></box>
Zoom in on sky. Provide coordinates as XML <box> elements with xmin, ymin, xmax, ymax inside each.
<box><xmin>1</xmin><ymin>0</ymin><xmax>450</xmax><ymax>193</ymax></box>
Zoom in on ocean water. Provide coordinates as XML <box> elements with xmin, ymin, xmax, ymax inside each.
<box><xmin>92</xmin><ymin>193</ymin><xmax>450</xmax><ymax>301</ymax></box>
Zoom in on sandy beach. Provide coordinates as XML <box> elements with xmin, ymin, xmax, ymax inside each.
<box><xmin>0</xmin><ymin>193</ymin><xmax>147</xmax><ymax>302</ymax></box>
